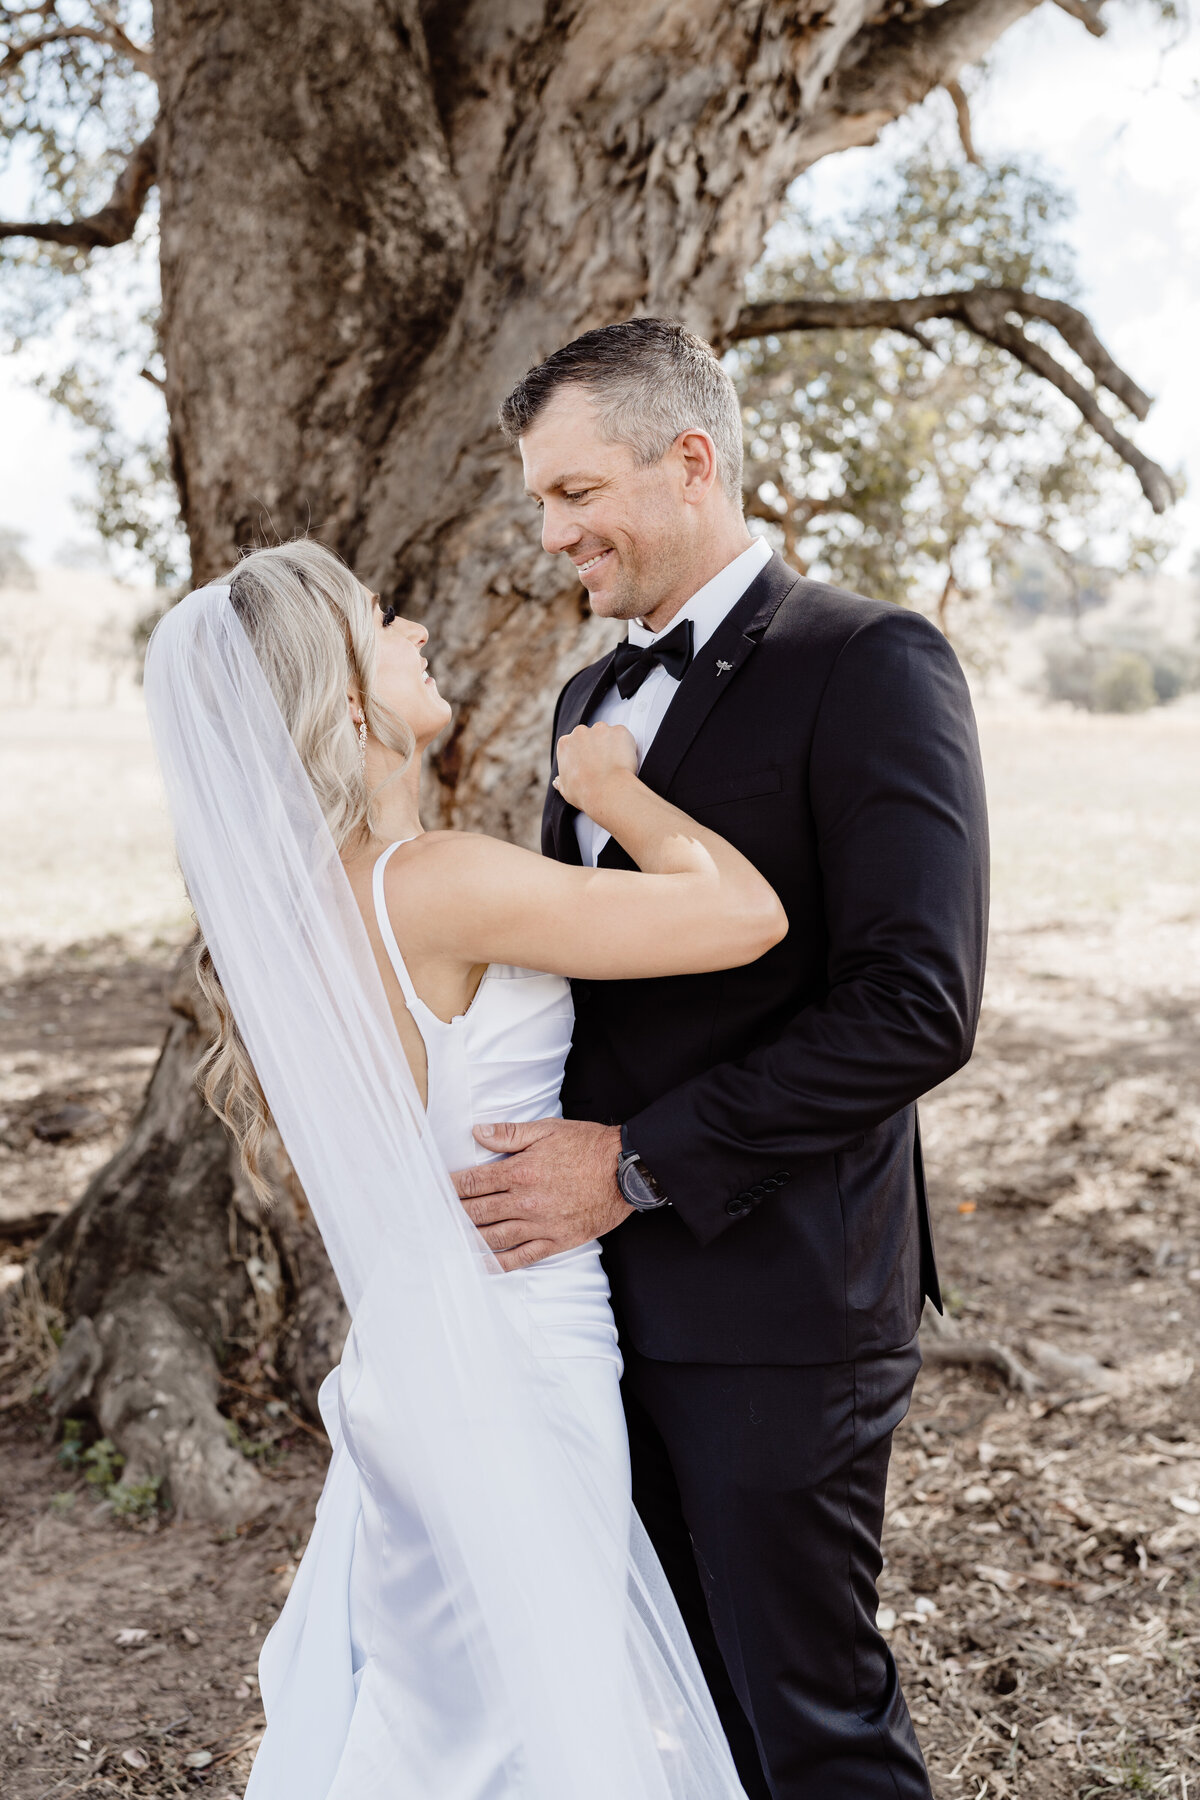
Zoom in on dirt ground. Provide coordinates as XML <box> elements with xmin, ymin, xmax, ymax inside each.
<box><xmin>1</xmin><ymin>700</ymin><xmax>1199</xmax><ymax>1798</ymax></box>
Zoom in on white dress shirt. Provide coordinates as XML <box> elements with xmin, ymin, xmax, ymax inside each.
<box><xmin>575</xmin><ymin>536</ymin><xmax>772</xmax><ymax>866</ymax></box>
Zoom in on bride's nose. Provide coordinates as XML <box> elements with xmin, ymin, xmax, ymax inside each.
<box><xmin>403</xmin><ymin>619</ymin><xmax>429</xmax><ymax>650</ymax></box>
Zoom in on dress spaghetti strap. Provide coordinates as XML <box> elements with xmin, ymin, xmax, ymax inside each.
<box><xmin>371</xmin><ymin>839</ymin><xmax>421</xmax><ymax>1013</ymax></box>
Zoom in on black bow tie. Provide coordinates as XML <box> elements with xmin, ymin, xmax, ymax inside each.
<box><xmin>611</xmin><ymin>618</ymin><xmax>694</xmax><ymax>699</ymax></box>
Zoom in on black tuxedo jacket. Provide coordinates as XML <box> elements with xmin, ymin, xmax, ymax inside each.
<box><xmin>542</xmin><ymin>554</ymin><xmax>989</xmax><ymax>1365</ymax></box>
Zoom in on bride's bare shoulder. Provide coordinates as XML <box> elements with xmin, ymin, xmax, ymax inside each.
<box><xmin>382</xmin><ymin>830</ymin><xmax>529</xmax><ymax>886</ymax></box>
<box><xmin>378</xmin><ymin>830</ymin><xmax>543</xmax><ymax>954</ymax></box>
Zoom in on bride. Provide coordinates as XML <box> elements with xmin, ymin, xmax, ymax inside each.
<box><xmin>143</xmin><ymin>538</ymin><xmax>786</xmax><ymax>1800</ymax></box>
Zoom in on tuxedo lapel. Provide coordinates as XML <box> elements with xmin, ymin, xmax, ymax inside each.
<box><xmin>636</xmin><ymin>552</ymin><xmax>802</xmax><ymax>800</ymax></box>
<box><xmin>546</xmin><ymin>554</ymin><xmax>800</xmax><ymax>863</ymax></box>
<box><xmin>545</xmin><ymin>650</ymin><xmax>618</xmax><ymax>864</ymax></box>
<box><xmin>561</xmin><ymin>653</ymin><xmax>617</xmax><ymax>736</ymax></box>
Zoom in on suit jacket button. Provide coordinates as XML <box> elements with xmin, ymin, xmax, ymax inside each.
<box><xmin>725</xmin><ymin>1195</ymin><xmax>749</xmax><ymax>1217</ymax></box>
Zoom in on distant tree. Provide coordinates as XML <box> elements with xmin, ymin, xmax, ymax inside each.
<box><xmin>0</xmin><ymin>524</ymin><xmax>35</xmax><ymax>588</ymax></box>
<box><xmin>1091</xmin><ymin>648</ymin><xmax>1158</xmax><ymax>712</ymax></box>
<box><xmin>1041</xmin><ymin>588</ymin><xmax>1199</xmax><ymax>710</ymax></box>
<box><xmin>88</xmin><ymin>607</ymin><xmax>139</xmax><ymax>702</ymax></box>
<box><xmin>0</xmin><ymin>524</ymin><xmax>35</xmax><ymax>699</ymax></box>
<box><xmin>44</xmin><ymin>355</ymin><xmax>189</xmax><ymax>587</ymax></box>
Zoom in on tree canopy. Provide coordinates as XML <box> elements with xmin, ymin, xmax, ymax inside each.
<box><xmin>732</xmin><ymin>142</ymin><xmax>1174</xmax><ymax>644</ymax></box>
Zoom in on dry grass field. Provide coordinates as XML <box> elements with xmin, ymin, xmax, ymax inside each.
<box><xmin>1</xmin><ymin>687</ymin><xmax>1198</xmax><ymax>1799</ymax></box>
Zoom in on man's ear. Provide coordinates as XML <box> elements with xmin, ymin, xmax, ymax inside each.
<box><xmin>676</xmin><ymin>428</ymin><xmax>719</xmax><ymax>504</ymax></box>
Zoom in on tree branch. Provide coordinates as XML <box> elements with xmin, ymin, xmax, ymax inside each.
<box><xmin>743</xmin><ymin>488</ymin><xmax>832</xmax><ymax>563</ymax></box>
<box><xmin>945</xmin><ymin>79</ymin><xmax>981</xmax><ymax>165</ymax></box>
<box><xmin>920</xmin><ymin>1333</ymin><xmax>1040</xmax><ymax>1395</ymax></box>
<box><xmin>920</xmin><ymin>1305</ymin><xmax>1040</xmax><ymax>1396</ymax></box>
<box><xmin>1051</xmin><ymin>0</ymin><xmax>1108</xmax><ymax>37</ymax></box>
<box><xmin>731</xmin><ymin>285</ymin><xmax>1173</xmax><ymax>513</ymax></box>
<box><xmin>0</xmin><ymin>8</ymin><xmax>154</xmax><ymax>77</ymax></box>
<box><xmin>90</xmin><ymin>2</ymin><xmax>154</xmax><ymax>75</ymax></box>
<box><xmin>817</xmin><ymin>0</ymin><xmax>1044</xmax><ymax>142</ymax></box>
<box><xmin>0</xmin><ymin>122</ymin><xmax>159</xmax><ymax>250</ymax></box>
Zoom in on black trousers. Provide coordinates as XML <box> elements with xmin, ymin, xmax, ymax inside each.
<box><xmin>622</xmin><ymin>1337</ymin><xmax>931</xmax><ymax>1800</ymax></box>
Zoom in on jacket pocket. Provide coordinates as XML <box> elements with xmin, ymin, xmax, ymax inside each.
<box><xmin>673</xmin><ymin>767</ymin><xmax>783</xmax><ymax>808</ymax></box>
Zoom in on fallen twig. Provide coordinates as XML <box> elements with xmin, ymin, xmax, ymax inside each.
<box><xmin>919</xmin><ymin>1308</ymin><xmax>1040</xmax><ymax>1396</ymax></box>
<box><xmin>218</xmin><ymin>1374</ymin><xmax>324</xmax><ymax>1442</ymax></box>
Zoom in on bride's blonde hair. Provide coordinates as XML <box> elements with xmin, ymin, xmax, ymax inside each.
<box><xmin>191</xmin><ymin>539</ymin><xmax>414</xmax><ymax>1202</ymax></box>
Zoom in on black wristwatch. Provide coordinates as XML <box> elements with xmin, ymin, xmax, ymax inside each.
<box><xmin>617</xmin><ymin>1145</ymin><xmax>670</xmax><ymax>1212</ymax></box>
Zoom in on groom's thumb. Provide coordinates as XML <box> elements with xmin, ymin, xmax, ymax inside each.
<box><xmin>473</xmin><ymin>1119</ymin><xmax>551</xmax><ymax>1153</ymax></box>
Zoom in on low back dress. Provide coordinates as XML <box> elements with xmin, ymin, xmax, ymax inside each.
<box><xmin>245</xmin><ymin>837</ymin><xmax>631</xmax><ymax>1800</ymax></box>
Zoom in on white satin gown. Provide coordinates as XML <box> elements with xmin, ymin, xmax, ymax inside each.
<box><xmin>245</xmin><ymin>839</ymin><xmax>631</xmax><ymax>1798</ymax></box>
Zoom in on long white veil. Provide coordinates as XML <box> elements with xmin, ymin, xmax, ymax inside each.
<box><xmin>143</xmin><ymin>584</ymin><xmax>746</xmax><ymax>1800</ymax></box>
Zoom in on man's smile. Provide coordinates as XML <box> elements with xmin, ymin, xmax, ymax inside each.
<box><xmin>575</xmin><ymin>549</ymin><xmax>612</xmax><ymax>575</ymax></box>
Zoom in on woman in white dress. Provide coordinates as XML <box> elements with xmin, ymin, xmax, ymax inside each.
<box><xmin>143</xmin><ymin>540</ymin><xmax>786</xmax><ymax>1800</ymax></box>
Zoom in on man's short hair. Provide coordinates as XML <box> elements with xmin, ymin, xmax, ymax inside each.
<box><xmin>499</xmin><ymin>318</ymin><xmax>744</xmax><ymax>506</ymax></box>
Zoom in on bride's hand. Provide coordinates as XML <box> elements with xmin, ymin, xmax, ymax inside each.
<box><xmin>553</xmin><ymin>722</ymin><xmax>639</xmax><ymax>813</ymax></box>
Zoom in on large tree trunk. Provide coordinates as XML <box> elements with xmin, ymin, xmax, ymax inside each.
<box><xmin>31</xmin><ymin>0</ymin><xmax>1044</xmax><ymax>1516</ymax></box>
<box><xmin>157</xmin><ymin>0</ymin><xmax>1041</xmax><ymax>837</ymax></box>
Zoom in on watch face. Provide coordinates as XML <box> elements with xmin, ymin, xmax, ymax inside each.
<box><xmin>620</xmin><ymin>1157</ymin><xmax>667</xmax><ymax>1210</ymax></box>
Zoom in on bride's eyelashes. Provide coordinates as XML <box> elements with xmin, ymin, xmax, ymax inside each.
<box><xmin>372</xmin><ymin>588</ymin><xmax>407</xmax><ymax>630</ymax></box>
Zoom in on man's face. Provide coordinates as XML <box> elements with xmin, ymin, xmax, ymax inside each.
<box><xmin>519</xmin><ymin>387</ymin><xmax>692</xmax><ymax>622</ymax></box>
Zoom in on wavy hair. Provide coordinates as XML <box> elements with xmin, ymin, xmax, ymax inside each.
<box><xmin>190</xmin><ymin>539</ymin><xmax>414</xmax><ymax>1204</ymax></box>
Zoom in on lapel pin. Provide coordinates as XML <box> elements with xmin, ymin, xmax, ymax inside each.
<box><xmin>715</xmin><ymin>659</ymin><xmax>733</xmax><ymax>676</ymax></box>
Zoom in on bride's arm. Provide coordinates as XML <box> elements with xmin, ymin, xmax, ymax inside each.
<box><xmin>391</xmin><ymin>724</ymin><xmax>787</xmax><ymax>980</ymax></box>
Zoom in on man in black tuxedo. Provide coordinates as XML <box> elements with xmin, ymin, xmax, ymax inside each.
<box><xmin>453</xmin><ymin>319</ymin><xmax>989</xmax><ymax>1798</ymax></box>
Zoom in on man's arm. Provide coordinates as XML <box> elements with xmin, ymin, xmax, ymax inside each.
<box><xmin>626</xmin><ymin>607</ymin><xmax>989</xmax><ymax>1244</ymax></box>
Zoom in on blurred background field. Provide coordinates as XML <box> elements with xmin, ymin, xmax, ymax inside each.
<box><xmin>0</xmin><ymin>566</ymin><xmax>187</xmax><ymax>951</ymax></box>
<box><xmin>980</xmin><ymin>702</ymin><xmax>1200</xmax><ymax>931</ymax></box>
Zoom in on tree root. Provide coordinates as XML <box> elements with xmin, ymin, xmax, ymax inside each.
<box><xmin>91</xmin><ymin>1288</ymin><xmax>267</xmax><ymax>1522</ymax></box>
<box><xmin>920</xmin><ymin>1307</ymin><xmax>1040</xmax><ymax>1397</ymax></box>
<box><xmin>19</xmin><ymin>978</ymin><xmax>275</xmax><ymax>1522</ymax></box>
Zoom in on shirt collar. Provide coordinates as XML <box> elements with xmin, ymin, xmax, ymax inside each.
<box><xmin>627</xmin><ymin>536</ymin><xmax>773</xmax><ymax>654</ymax></box>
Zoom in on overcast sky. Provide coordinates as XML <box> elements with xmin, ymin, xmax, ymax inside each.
<box><xmin>1</xmin><ymin>4</ymin><xmax>1197</xmax><ymax>578</ymax></box>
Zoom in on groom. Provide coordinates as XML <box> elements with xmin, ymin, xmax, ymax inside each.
<box><xmin>453</xmin><ymin>319</ymin><xmax>989</xmax><ymax>1798</ymax></box>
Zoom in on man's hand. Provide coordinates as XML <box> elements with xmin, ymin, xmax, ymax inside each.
<box><xmin>451</xmin><ymin>1118</ymin><xmax>633</xmax><ymax>1271</ymax></box>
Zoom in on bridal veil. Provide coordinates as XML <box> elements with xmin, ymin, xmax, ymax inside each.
<box><xmin>143</xmin><ymin>583</ymin><xmax>746</xmax><ymax>1800</ymax></box>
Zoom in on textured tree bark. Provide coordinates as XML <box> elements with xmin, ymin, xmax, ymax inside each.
<box><xmin>34</xmin><ymin>964</ymin><xmax>268</xmax><ymax>1520</ymax></box>
<box><xmin>34</xmin><ymin>954</ymin><xmax>349</xmax><ymax>1520</ymax></box>
<box><xmin>28</xmin><ymin>0</ymin><xmax>1056</xmax><ymax>1516</ymax></box>
<box><xmin>157</xmin><ymin>0</ymin><xmax>1046</xmax><ymax>837</ymax></box>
